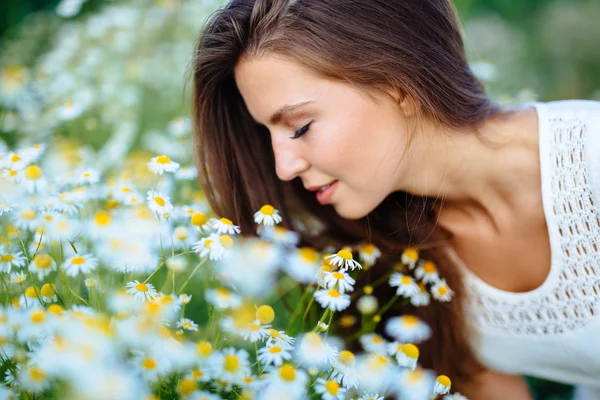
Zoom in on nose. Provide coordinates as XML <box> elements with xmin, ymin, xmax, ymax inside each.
<box><xmin>271</xmin><ymin>135</ymin><xmax>310</xmax><ymax>182</ymax></box>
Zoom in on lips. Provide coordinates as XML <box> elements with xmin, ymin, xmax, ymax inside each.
<box><xmin>305</xmin><ymin>181</ymin><xmax>337</xmax><ymax>192</ymax></box>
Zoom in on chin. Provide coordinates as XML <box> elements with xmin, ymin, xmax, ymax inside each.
<box><xmin>332</xmin><ymin>202</ymin><xmax>374</xmax><ymax>220</ymax></box>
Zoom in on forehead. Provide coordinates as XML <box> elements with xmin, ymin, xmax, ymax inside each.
<box><xmin>233</xmin><ymin>55</ymin><xmax>329</xmax><ymax>124</ymax></box>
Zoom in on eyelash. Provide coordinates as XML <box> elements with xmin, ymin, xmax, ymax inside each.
<box><xmin>289</xmin><ymin>121</ymin><xmax>313</xmax><ymax>140</ymax></box>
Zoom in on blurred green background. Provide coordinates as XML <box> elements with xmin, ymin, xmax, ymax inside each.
<box><xmin>1</xmin><ymin>0</ymin><xmax>597</xmax><ymax>399</ymax></box>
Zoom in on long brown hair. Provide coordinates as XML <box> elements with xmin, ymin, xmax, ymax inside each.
<box><xmin>189</xmin><ymin>0</ymin><xmax>502</xmax><ymax>388</ymax></box>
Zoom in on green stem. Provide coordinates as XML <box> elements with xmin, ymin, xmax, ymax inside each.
<box><xmin>176</xmin><ymin>257</ymin><xmax>208</xmax><ymax>295</ymax></box>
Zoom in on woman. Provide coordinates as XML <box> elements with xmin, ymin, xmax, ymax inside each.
<box><xmin>190</xmin><ymin>0</ymin><xmax>600</xmax><ymax>398</ymax></box>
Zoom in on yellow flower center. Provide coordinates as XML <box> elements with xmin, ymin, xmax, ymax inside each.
<box><xmin>372</xmin><ymin>335</ymin><xmax>382</xmax><ymax>343</ymax></box>
<box><xmin>154</xmin><ymin>196</ymin><xmax>165</xmax><ymax>206</ymax></box>
<box><xmin>71</xmin><ymin>256</ymin><xmax>85</xmax><ymax>265</ymax></box>
<box><xmin>338</xmin><ymin>350</ymin><xmax>355</xmax><ymax>365</ymax></box>
<box><xmin>423</xmin><ymin>261</ymin><xmax>437</xmax><ymax>273</ymax></box>
<box><xmin>337</xmin><ymin>249</ymin><xmax>353</xmax><ymax>260</ymax></box>
<box><xmin>269</xmin><ymin>346</ymin><xmax>282</xmax><ymax>354</ymax></box>
<box><xmin>204</xmin><ymin>239</ymin><xmax>212</xmax><ymax>248</ymax></box>
<box><xmin>177</xmin><ymin>379</ymin><xmax>197</xmax><ymax>396</ymax></box>
<box><xmin>34</xmin><ymin>254</ymin><xmax>53</xmax><ymax>269</ymax></box>
<box><xmin>191</xmin><ymin>212</ymin><xmax>207</xmax><ymax>226</ymax></box>
<box><xmin>21</xmin><ymin>209</ymin><xmax>35</xmax><ymax>220</ymax></box>
<box><xmin>364</xmin><ymin>285</ymin><xmax>373</xmax><ymax>295</ymax></box>
<box><xmin>325</xmin><ymin>380</ymin><xmax>340</xmax><ymax>395</ymax></box>
<box><xmin>267</xmin><ymin>328</ymin><xmax>280</xmax><ymax>338</ymax></box>
<box><xmin>401</xmin><ymin>343</ymin><xmax>420</xmax><ymax>359</ymax></box>
<box><xmin>361</xmin><ymin>243</ymin><xmax>376</xmax><ymax>254</ymax></box>
<box><xmin>1</xmin><ymin>254</ymin><xmax>14</xmax><ymax>262</ymax></box>
<box><xmin>401</xmin><ymin>276</ymin><xmax>412</xmax><ymax>285</ymax></box>
<box><xmin>31</xmin><ymin>310</ymin><xmax>46</xmax><ymax>324</ymax></box>
<box><xmin>135</xmin><ymin>283</ymin><xmax>149</xmax><ymax>292</ymax></box>
<box><xmin>142</xmin><ymin>358</ymin><xmax>157</xmax><ymax>370</ymax></box>
<box><xmin>219</xmin><ymin>217</ymin><xmax>233</xmax><ymax>226</ymax></box>
<box><xmin>11</xmin><ymin>154</ymin><xmax>21</xmax><ymax>162</ymax></box>
<box><xmin>327</xmin><ymin>289</ymin><xmax>340</xmax><ymax>298</ymax></box>
<box><xmin>437</xmin><ymin>374</ymin><xmax>451</xmax><ymax>387</ymax></box>
<box><xmin>41</xmin><ymin>284</ymin><xmax>55</xmax><ymax>297</ymax></box>
<box><xmin>219</xmin><ymin>235</ymin><xmax>234</xmax><ymax>249</ymax></box>
<box><xmin>299</xmin><ymin>247</ymin><xmax>319</xmax><ymax>263</ymax></box>
<box><xmin>25</xmin><ymin>286</ymin><xmax>39</xmax><ymax>298</ymax></box>
<box><xmin>224</xmin><ymin>354</ymin><xmax>240</xmax><ymax>372</ymax></box>
<box><xmin>402</xmin><ymin>315</ymin><xmax>419</xmax><ymax>326</ymax></box>
<box><xmin>279</xmin><ymin>364</ymin><xmax>296</xmax><ymax>382</ymax></box>
<box><xmin>156</xmin><ymin>155</ymin><xmax>171</xmax><ymax>164</ymax></box>
<box><xmin>256</xmin><ymin>305</ymin><xmax>275</xmax><ymax>324</ymax></box>
<box><xmin>94</xmin><ymin>211</ymin><xmax>111</xmax><ymax>226</ymax></box>
<box><xmin>24</xmin><ymin>165</ymin><xmax>42</xmax><ymax>181</ymax></box>
<box><xmin>333</xmin><ymin>271</ymin><xmax>345</xmax><ymax>280</ymax></box>
<box><xmin>438</xmin><ymin>286</ymin><xmax>448</xmax><ymax>295</ymax></box>
<box><xmin>259</xmin><ymin>204</ymin><xmax>275</xmax><ymax>215</ymax></box>
<box><xmin>29</xmin><ymin>367</ymin><xmax>46</xmax><ymax>382</ymax></box>
<box><xmin>403</xmin><ymin>247</ymin><xmax>419</xmax><ymax>262</ymax></box>
<box><xmin>192</xmin><ymin>369</ymin><xmax>204</xmax><ymax>379</ymax></box>
<box><xmin>48</xmin><ymin>304</ymin><xmax>64</xmax><ymax>315</ymax></box>
<box><xmin>197</xmin><ymin>341</ymin><xmax>213</xmax><ymax>357</ymax></box>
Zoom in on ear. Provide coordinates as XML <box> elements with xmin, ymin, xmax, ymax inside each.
<box><xmin>386</xmin><ymin>88</ymin><xmax>420</xmax><ymax>117</ymax></box>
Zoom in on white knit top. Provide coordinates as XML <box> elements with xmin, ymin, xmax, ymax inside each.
<box><xmin>447</xmin><ymin>100</ymin><xmax>600</xmax><ymax>393</ymax></box>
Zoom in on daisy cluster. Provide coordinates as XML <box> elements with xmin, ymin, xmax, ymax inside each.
<box><xmin>0</xmin><ymin>138</ymin><xmax>468</xmax><ymax>399</ymax></box>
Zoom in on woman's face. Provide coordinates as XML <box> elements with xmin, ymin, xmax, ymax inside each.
<box><xmin>234</xmin><ymin>54</ymin><xmax>415</xmax><ymax>220</ymax></box>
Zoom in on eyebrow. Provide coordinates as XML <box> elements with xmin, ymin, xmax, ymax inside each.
<box><xmin>268</xmin><ymin>100</ymin><xmax>314</xmax><ymax>125</ymax></box>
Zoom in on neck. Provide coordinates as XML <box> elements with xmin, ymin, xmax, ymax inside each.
<box><xmin>396</xmin><ymin>104</ymin><xmax>541</xmax><ymax>238</ymax></box>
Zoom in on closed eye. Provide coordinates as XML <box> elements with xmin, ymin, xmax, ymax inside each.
<box><xmin>289</xmin><ymin>121</ymin><xmax>313</xmax><ymax>140</ymax></box>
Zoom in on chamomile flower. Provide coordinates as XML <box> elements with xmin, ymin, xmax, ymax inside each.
<box><xmin>10</xmin><ymin>271</ymin><xmax>27</xmax><ymax>284</ymax></box>
<box><xmin>358</xmin><ymin>394</ymin><xmax>384</xmax><ymax>400</ymax></box>
<box><xmin>322</xmin><ymin>270</ymin><xmax>355</xmax><ymax>294</ymax></box>
<box><xmin>176</xmin><ymin>318</ymin><xmax>199</xmax><ymax>332</ymax></box>
<box><xmin>125</xmin><ymin>280</ymin><xmax>159</xmax><ymax>302</ymax></box>
<box><xmin>401</xmin><ymin>247</ymin><xmax>420</xmax><ymax>269</ymax></box>
<box><xmin>61</xmin><ymin>254</ymin><xmax>98</xmax><ymax>277</ymax></box>
<box><xmin>22</xmin><ymin>164</ymin><xmax>47</xmax><ymax>193</ymax></box>
<box><xmin>174</xmin><ymin>165</ymin><xmax>197</xmax><ymax>180</ymax></box>
<box><xmin>257</xmin><ymin>344</ymin><xmax>293</xmax><ymax>366</ymax></box>
<box><xmin>331</xmin><ymin>350</ymin><xmax>360</xmax><ymax>389</ymax></box>
<box><xmin>0</xmin><ymin>247</ymin><xmax>26</xmax><ymax>273</ymax></box>
<box><xmin>258</xmin><ymin>225</ymin><xmax>300</xmax><ymax>247</ymax></box>
<box><xmin>314</xmin><ymin>288</ymin><xmax>351</xmax><ymax>311</ymax></box>
<box><xmin>123</xmin><ymin>193</ymin><xmax>143</xmax><ymax>206</ymax></box>
<box><xmin>285</xmin><ymin>246</ymin><xmax>321</xmax><ymax>284</ymax></box>
<box><xmin>40</xmin><ymin>283</ymin><xmax>57</xmax><ymax>303</ymax></box>
<box><xmin>359</xmin><ymin>333</ymin><xmax>388</xmax><ymax>354</ymax></box>
<box><xmin>147</xmin><ymin>155</ymin><xmax>180</xmax><ymax>175</ymax></box>
<box><xmin>314</xmin><ymin>378</ymin><xmax>347</xmax><ymax>400</ymax></box>
<box><xmin>385</xmin><ymin>315</ymin><xmax>431</xmax><ymax>343</ymax></box>
<box><xmin>0</xmin><ymin>200</ymin><xmax>15</xmax><ymax>216</ymax></box>
<box><xmin>74</xmin><ymin>168</ymin><xmax>100</xmax><ymax>185</ymax></box>
<box><xmin>357</xmin><ymin>242</ymin><xmax>381</xmax><ymax>268</ymax></box>
<box><xmin>205</xmin><ymin>288</ymin><xmax>242</xmax><ymax>310</ymax></box>
<box><xmin>431</xmin><ymin>279</ymin><xmax>454</xmax><ymax>302</ymax></box>
<box><xmin>193</xmin><ymin>233</ymin><xmax>234</xmax><ymax>261</ymax></box>
<box><xmin>414</xmin><ymin>260</ymin><xmax>440</xmax><ymax>284</ymax></box>
<box><xmin>295</xmin><ymin>332</ymin><xmax>338</xmax><ymax>368</ymax></box>
<box><xmin>212</xmin><ymin>217</ymin><xmax>241</xmax><ymax>235</ymax></box>
<box><xmin>146</xmin><ymin>190</ymin><xmax>173</xmax><ymax>216</ymax></box>
<box><xmin>211</xmin><ymin>347</ymin><xmax>250</xmax><ymax>385</ymax></box>
<box><xmin>17</xmin><ymin>364</ymin><xmax>50</xmax><ymax>393</ymax></box>
<box><xmin>253</xmin><ymin>204</ymin><xmax>283</xmax><ymax>226</ymax></box>
<box><xmin>393</xmin><ymin>343</ymin><xmax>420</xmax><ymax>370</ymax></box>
<box><xmin>410</xmin><ymin>283</ymin><xmax>431</xmax><ymax>307</ymax></box>
<box><xmin>28</xmin><ymin>254</ymin><xmax>56</xmax><ymax>280</ymax></box>
<box><xmin>434</xmin><ymin>375</ymin><xmax>452</xmax><ymax>395</ymax></box>
<box><xmin>395</xmin><ymin>367</ymin><xmax>435</xmax><ymax>400</ymax></box>
<box><xmin>265</xmin><ymin>328</ymin><xmax>295</xmax><ymax>348</ymax></box>
<box><xmin>14</xmin><ymin>207</ymin><xmax>41</xmax><ymax>231</ymax></box>
<box><xmin>262</xmin><ymin>363</ymin><xmax>309</xmax><ymax>395</ymax></box>
<box><xmin>389</xmin><ymin>273</ymin><xmax>419</xmax><ymax>298</ymax></box>
<box><xmin>325</xmin><ymin>249</ymin><xmax>362</xmax><ymax>271</ymax></box>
